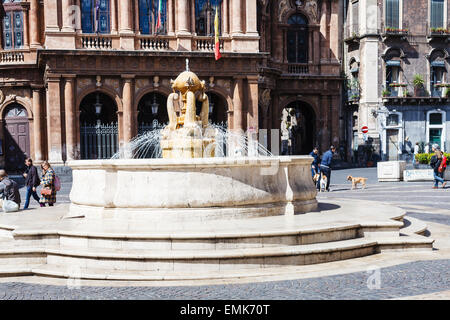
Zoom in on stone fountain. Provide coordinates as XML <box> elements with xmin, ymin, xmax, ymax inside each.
<box><xmin>68</xmin><ymin>63</ymin><xmax>318</xmax><ymax>221</ymax></box>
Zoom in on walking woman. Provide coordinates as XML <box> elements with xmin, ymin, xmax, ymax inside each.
<box><xmin>430</xmin><ymin>148</ymin><xmax>447</xmax><ymax>189</ymax></box>
<box><xmin>39</xmin><ymin>161</ymin><xmax>56</xmax><ymax>207</ymax></box>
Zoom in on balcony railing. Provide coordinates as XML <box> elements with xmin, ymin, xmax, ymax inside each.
<box><xmin>194</xmin><ymin>36</ymin><xmax>224</xmax><ymax>52</ymax></box>
<box><xmin>80</xmin><ymin>35</ymin><xmax>114</xmax><ymax>50</ymax></box>
<box><xmin>138</xmin><ymin>36</ymin><xmax>170</xmax><ymax>51</ymax></box>
<box><xmin>427</xmin><ymin>26</ymin><xmax>450</xmax><ymax>40</ymax></box>
<box><xmin>287</xmin><ymin>63</ymin><xmax>309</xmax><ymax>74</ymax></box>
<box><xmin>0</xmin><ymin>51</ymin><xmax>25</xmax><ymax>64</ymax></box>
<box><xmin>381</xmin><ymin>24</ymin><xmax>409</xmax><ymax>41</ymax></box>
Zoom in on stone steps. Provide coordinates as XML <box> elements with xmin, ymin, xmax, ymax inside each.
<box><xmin>400</xmin><ymin>217</ymin><xmax>428</xmax><ymax>236</ymax></box>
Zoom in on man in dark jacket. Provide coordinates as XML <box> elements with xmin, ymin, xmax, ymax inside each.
<box><xmin>23</xmin><ymin>158</ymin><xmax>41</xmax><ymax>209</ymax></box>
<box><xmin>319</xmin><ymin>145</ymin><xmax>336</xmax><ymax>192</ymax></box>
<box><xmin>309</xmin><ymin>147</ymin><xmax>320</xmax><ymax>178</ymax></box>
<box><xmin>0</xmin><ymin>170</ymin><xmax>21</xmax><ymax>207</ymax></box>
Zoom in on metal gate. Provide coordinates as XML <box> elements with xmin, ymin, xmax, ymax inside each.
<box><xmin>80</xmin><ymin>122</ymin><xmax>118</xmax><ymax>159</ymax></box>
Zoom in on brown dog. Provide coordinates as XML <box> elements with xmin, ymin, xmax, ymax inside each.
<box><xmin>347</xmin><ymin>175</ymin><xmax>367</xmax><ymax>190</ymax></box>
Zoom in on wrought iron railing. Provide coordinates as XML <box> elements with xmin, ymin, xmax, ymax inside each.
<box><xmin>80</xmin><ymin>122</ymin><xmax>118</xmax><ymax>159</ymax></box>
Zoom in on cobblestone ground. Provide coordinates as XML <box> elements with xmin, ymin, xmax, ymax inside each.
<box><xmin>0</xmin><ymin>260</ymin><xmax>448</xmax><ymax>300</ymax></box>
<box><xmin>5</xmin><ymin>167</ymin><xmax>449</xmax><ymax>300</ymax></box>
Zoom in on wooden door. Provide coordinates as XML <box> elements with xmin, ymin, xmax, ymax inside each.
<box><xmin>3</xmin><ymin>105</ymin><xmax>30</xmax><ymax>173</ymax></box>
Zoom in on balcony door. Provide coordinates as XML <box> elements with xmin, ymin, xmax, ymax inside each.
<box><xmin>287</xmin><ymin>14</ymin><xmax>308</xmax><ymax>64</ymax></box>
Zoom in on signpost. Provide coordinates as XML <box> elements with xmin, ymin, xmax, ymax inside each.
<box><xmin>361</xmin><ymin>126</ymin><xmax>369</xmax><ymax>142</ymax></box>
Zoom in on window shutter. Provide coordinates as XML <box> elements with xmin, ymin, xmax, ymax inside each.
<box><xmin>431</xmin><ymin>0</ymin><xmax>444</xmax><ymax>29</ymax></box>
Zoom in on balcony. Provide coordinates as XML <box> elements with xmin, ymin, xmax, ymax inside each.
<box><xmin>193</xmin><ymin>36</ymin><xmax>224</xmax><ymax>52</ymax></box>
<box><xmin>287</xmin><ymin>63</ymin><xmax>309</xmax><ymax>75</ymax></box>
<box><xmin>343</xmin><ymin>25</ymin><xmax>360</xmax><ymax>44</ymax></box>
<box><xmin>0</xmin><ymin>50</ymin><xmax>25</xmax><ymax>64</ymax></box>
<box><xmin>427</xmin><ymin>27</ymin><xmax>450</xmax><ymax>42</ymax></box>
<box><xmin>78</xmin><ymin>34</ymin><xmax>117</xmax><ymax>50</ymax></box>
<box><xmin>381</xmin><ymin>26</ymin><xmax>409</xmax><ymax>42</ymax></box>
<box><xmin>137</xmin><ymin>35</ymin><xmax>171</xmax><ymax>51</ymax></box>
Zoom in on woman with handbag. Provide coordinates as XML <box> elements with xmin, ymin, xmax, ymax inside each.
<box><xmin>39</xmin><ymin>161</ymin><xmax>56</xmax><ymax>207</ymax></box>
<box><xmin>430</xmin><ymin>149</ymin><xmax>447</xmax><ymax>189</ymax></box>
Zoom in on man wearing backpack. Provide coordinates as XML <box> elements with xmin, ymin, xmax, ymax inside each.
<box><xmin>0</xmin><ymin>170</ymin><xmax>21</xmax><ymax>209</ymax></box>
<box><xmin>23</xmin><ymin>158</ymin><xmax>41</xmax><ymax>209</ymax></box>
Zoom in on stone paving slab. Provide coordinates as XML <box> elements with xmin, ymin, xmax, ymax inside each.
<box><xmin>0</xmin><ymin>259</ymin><xmax>448</xmax><ymax>300</ymax></box>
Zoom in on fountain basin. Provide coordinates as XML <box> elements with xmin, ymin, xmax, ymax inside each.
<box><xmin>68</xmin><ymin>156</ymin><xmax>317</xmax><ymax>222</ymax></box>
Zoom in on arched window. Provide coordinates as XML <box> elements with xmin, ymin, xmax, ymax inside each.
<box><xmin>195</xmin><ymin>0</ymin><xmax>221</xmax><ymax>36</ymax></box>
<box><xmin>139</xmin><ymin>0</ymin><xmax>167</xmax><ymax>35</ymax></box>
<box><xmin>1</xmin><ymin>0</ymin><xmax>24</xmax><ymax>50</ymax></box>
<box><xmin>287</xmin><ymin>14</ymin><xmax>308</xmax><ymax>64</ymax></box>
<box><xmin>81</xmin><ymin>0</ymin><xmax>110</xmax><ymax>34</ymax></box>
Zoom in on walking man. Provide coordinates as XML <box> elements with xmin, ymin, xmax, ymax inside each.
<box><xmin>23</xmin><ymin>158</ymin><xmax>41</xmax><ymax>209</ymax></box>
<box><xmin>319</xmin><ymin>145</ymin><xmax>336</xmax><ymax>192</ymax></box>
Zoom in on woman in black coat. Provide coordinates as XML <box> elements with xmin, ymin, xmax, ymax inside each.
<box><xmin>430</xmin><ymin>150</ymin><xmax>447</xmax><ymax>189</ymax></box>
<box><xmin>23</xmin><ymin>158</ymin><xmax>41</xmax><ymax>209</ymax></box>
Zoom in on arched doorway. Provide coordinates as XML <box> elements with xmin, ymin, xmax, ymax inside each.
<box><xmin>3</xmin><ymin>104</ymin><xmax>30</xmax><ymax>172</ymax></box>
<box><xmin>137</xmin><ymin>92</ymin><xmax>168</xmax><ymax>133</ymax></box>
<box><xmin>79</xmin><ymin>92</ymin><xmax>118</xmax><ymax>159</ymax></box>
<box><xmin>281</xmin><ymin>101</ymin><xmax>316</xmax><ymax>155</ymax></box>
<box><xmin>194</xmin><ymin>92</ymin><xmax>228</xmax><ymax>127</ymax></box>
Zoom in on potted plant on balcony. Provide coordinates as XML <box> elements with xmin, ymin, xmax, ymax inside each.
<box><xmin>413</xmin><ymin>74</ymin><xmax>425</xmax><ymax>96</ymax></box>
<box><xmin>445</xmin><ymin>87</ymin><xmax>450</xmax><ymax>97</ymax></box>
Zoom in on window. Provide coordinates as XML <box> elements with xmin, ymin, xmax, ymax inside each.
<box><xmin>385</xmin><ymin>0</ymin><xmax>400</xmax><ymax>29</ymax></box>
<box><xmin>430</xmin><ymin>0</ymin><xmax>444</xmax><ymax>29</ymax></box>
<box><xmin>387</xmin><ymin>114</ymin><xmax>399</xmax><ymax>126</ymax></box>
<box><xmin>1</xmin><ymin>0</ymin><xmax>24</xmax><ymax>49</ymax></box>
<box><xmin>427</xmin><ymin>110</ymin><xmax>446</xmax><ymax>151</ymax></box>
<box><xmin>386</xmin><ymin>61</ymin><xmax>401</xmax><ymax>97</ymax></box>
<box><xmin>195</xmin><ymin>0</ymin><xmax>221</xmax><ymax>36</ymax></box>
<box><xmin>431</xmin><ymin>63</ymin><xmax>445</xmax><ymax>97</ymax></box>
<box><xmin>287</xmin><ymin>14</ymin><xmax>308</xmax><ymax>64</ymax></box>
<box><xmin>81</xmin><ymin>0</ymin><xmax>110</xmax><ymax>34</ymax></box>
<box><xmin>430</xmin><ymin>113</ymin><xmax>442</xmax><ymax>125</ymax></box>
<box><xmin>139</xmin><ymin>0</ymin><xmax>167</xmax><ymax>35</ymax></box>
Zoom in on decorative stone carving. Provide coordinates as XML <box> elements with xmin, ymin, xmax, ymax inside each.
<box><xmin>104</xmin><ymin>78</ymin><xmax>120</xmax><ymax>93</ymax></box>
<box><xmin>0</xmin><ymin>90</ymin><xmax>4</xmax><ymax>105</ymax></box>
<box><xmin>209</xmin><ymin>76</ymin><xmax>215</xmax><ymax>88</ymax></box>
<box><xmin>259</xmin><ymin>88</ymin><xmax>271</xmax><ymax>115</ymax></box>
<box><xmin>153</xmin><ymin>76</ymin><xmax>160</xmax><ymax>88</ymax></box>
<box><xmin>305</xmin><ymin>0</ymin><xmax>318</xmax><ymax>23</ymax></box>
<box><xmin>96</xmin><ymin>76</ymin><xmax>102</xmax><ymax>87</ymax></box>
<box><xmin>77</xmin><ymin>78</ymin><xmax>93</xmax><ymax>92</ymax></box>
<box><xmin>278</xmin><ymin>0</ymin><xmax>292</xmax><ymax>22</ymax></box>
<box><xmin>135</xmin><ymin>78</ymin><xmax>149</xmax><ymax>92</ymax></box>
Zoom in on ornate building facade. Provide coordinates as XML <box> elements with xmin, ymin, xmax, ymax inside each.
<box><xmin>0</xmin><ymin>0</ymin><xmax>344</xmax><ymax>172</ymax></box>
<box><xmin>344</xmin><ymin>0</ymin><xmax>450</xmax><ymax>163</ymax></box>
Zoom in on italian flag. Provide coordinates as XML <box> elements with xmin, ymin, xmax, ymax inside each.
<box><xmin>155</xmin><ymin>0</ymin><xmax>163</xmax><ymax>31</ymax></box>
<box><xmin>214</xmin><ymin>6</ymin><xmax>221</xmax><ymax>61</ymax></box>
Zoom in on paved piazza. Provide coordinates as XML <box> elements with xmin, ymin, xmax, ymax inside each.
<box><xmin>2</xmin><ymin>167</ymin><xmax>449</xmax><ymax>300</ymax></box>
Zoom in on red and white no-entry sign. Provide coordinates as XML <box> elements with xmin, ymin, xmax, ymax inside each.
<box><xmin>361</xmin><ymin>126</ymin><xmax>369</xmax><ymax>134</ymax></box>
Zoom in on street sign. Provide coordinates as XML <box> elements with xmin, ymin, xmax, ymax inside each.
<box><xmin>361</xmin><ymin>126</ymin><xmax>369</xmax><ymax>134</ymax></box>
<box><xmin>363</xmin><ymin>133</ymin><xmax>368</xmax><ymax>142</ymax></box>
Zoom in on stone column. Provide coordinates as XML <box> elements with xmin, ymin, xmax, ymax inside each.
<box><xmin>122</xmin><ymin>76</ymin><xmax>135</xmax><ymax>144</ymax></box>
<box><xmin>331</xmin><ymin>94</ymin><xmax>340</xmax><ymax>147</ymax></box>
<box><xmin>320</xmin><ymin>94</ymin><xmax>329</xmax><ymax>152</ymax></box>
<box><xmin>167</xmin><ymin>0</ymin><xmax>174</xmax><ymax>35</ymax></box>
<box><xmin>223</xmin><ymin>0</ymin><xmax>229</xmax><ymax>36</ymax></box>
<box><xmin>120</xmin><ymin>0</ymin><xmax>133</xmax><ymax>33</ymax></box>
<box><xmin>245</xmin><ymin>0</ymin><xmax>257</xmax><ymax>35</ymax></box>
<box><xmin>30</xmin><ymin>0</ymin><xmax>40</xmax><ymax>47</ymax></box>
<box><xmin>64</xmin><ymin>75</ymin><xmax>76</xmax><ymax>160</ymax></box>
<box><xmin>111</xmin><ymin>0</ymin><xmax>118</xmax><ymax>34</ymax></box>
<box><xmin>62</xmin><ymin>0</ymin><xmax>75</xmax><ymax>32</ymax></box>
<box><xmin>44</xmin><ymin>0</ymin><xmax>59</xmax><ymax>32</ymax></box>
<box><xmin>329</xmin><ymin>0</ymin><xmax>339</xmax><ymax>62</ymax></box>
<box><xmin>231</xmin><ymin>0</ymin><xmax>243</xmax><ymax>34</ymax></box>
<box><xmin>176</xmin><ymin>0</ymin><xmax>189</xmax><ymax>34</ymax></box>
<box><xmin>246</xmin><ymin>76</ymin><xmax>259</xmax><ymax>131</ymax></box>
<box><xmin>233</xmin><ymin>78</ymin><xmax>244</xmax><ymax>132</ymax></box>
<box><xmin>23</xmin><ymin>7</ymin><xmax>29</xmax><ymax>47</ymax></box>
<box><xmin>32</xmin><ymin>86</ymin><xmax>44</xmax><ymax>161</ymax></box>
<box><xmin>46</xmin><ymin>76</ymin><xmax>64</xmax><ymax>164</ymax></box>
<box><xmin>320</xmin><ymin>0</ymin><xmax>328</xmax><ymax>61</ymax></box>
